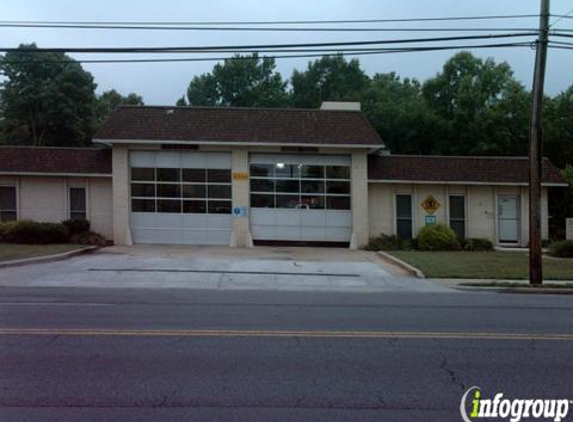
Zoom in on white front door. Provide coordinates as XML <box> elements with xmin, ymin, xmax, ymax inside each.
<box><xmin>498</xmin><ymin>196</ymin><xmax>519</xmax><ymax>244</ymax></box>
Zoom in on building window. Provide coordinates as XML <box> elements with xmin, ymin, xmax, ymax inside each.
<box><xmin>396</xmin><ymin>194</ymin><xmax>413</xmax><ymax>240</ymax></box>
<box><xmin>0</xmin><ymin>186</ymin><xmax>17</xmax><ymax>222</ymax></box>
<box><xmin>130</xmin><ymin>167</ymin><xmax>231</xmax><ymax>214</ymax></box>
<box><xmin>69</xmin><ymin>187</ymin><xmax>87</xmax><ymax>220</ymax></box>
<box><xmin>449</xmin><ymin>195</ymin><xmax>466</xmax><ymax>240</ymax></box>
<box><xmin>249</xmin><ymin>163</ymin><xmax>351</xmax><ymax>210</ymax></box>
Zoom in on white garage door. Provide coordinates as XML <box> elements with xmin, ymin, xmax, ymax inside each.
<box><xmin>249</xmin><ymin>154</ymin><xmax>352</xmax><ymax>243</ymax></box>
<box><xmin>129</xmin><ymin>150</ymin><xmax>232</xmax><ymax>245</ymax></box>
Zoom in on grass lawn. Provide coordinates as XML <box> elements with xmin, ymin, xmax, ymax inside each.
<box><xmin>389</xmin><ymin>251</ymin><xmax>573</xmax><ymax>280</ymax></box>
<box><xmin>0</xmin><ymin>243</ymin><xmax>85</xmax><ymax>262</ymax></box>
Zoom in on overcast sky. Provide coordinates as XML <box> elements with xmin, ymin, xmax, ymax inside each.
<box><xmin>2</xmin><ymin>0</ymin><xmax>572</xmax><ymax>104</ymax></box>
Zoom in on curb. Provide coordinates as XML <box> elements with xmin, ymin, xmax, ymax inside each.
<box><xmin>0</xmin><ymin>246</ymin><xmax>98</xmax><ymax>269</ymax></box>
<box><xmin>452</xmin><ymin>285</ymin><xmax>573</xmax><ymax>295</ymax></box>
<box><xmin>376</xmin><ymin>251</ymin><xmax>425</xmax><ymax>278</ymax></box>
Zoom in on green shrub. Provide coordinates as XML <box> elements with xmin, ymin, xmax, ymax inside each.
<box><xmin>62</xmin><ymin>218</ymin><xmax>90</xmax><ymax>236</ymax></box>
<box><xmin>418</xmin><ymin>223</ymin><xmax>460</xmax><ymax>251</ymax></box>
<box><xmin>10</xmin><ymin>220</ymin><xmax>69</xmax><ymax>244</ymax></box>
<box><xmin>364</xmin><ymin>234</ymin><xmax>409</xmax><ymax>251</ymax></box>
<box><xmin>464</xmin><ymin>238</ymin><xmax>494</xmax><ymax>252</ymax></box>
<box><xmin>548</xmin><ymin>240</ymin><xmax>573</xmax><ymax>258</ymax></box>
<box><xmin>0</xmin><ymin>221</ymin><xmax>17</xmax><ymax>242</ymax></box>
<box><xmin>70</xmin><ymin>231</ymin><xmax>107</xmax><ymax>247</ymax></box>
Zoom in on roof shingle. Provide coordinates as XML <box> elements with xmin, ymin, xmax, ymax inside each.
<box><xmin>0</xmin><ymin>146</ymin><xmax>111</xmax><ymax>175</ymax></box>
<box><xmin>368</xmin><ymin>155</ymin><xmax>567</xmax><ymax>185</ymax></box>
<box><xmin>94</xmin><ymin>105</ymin><xmax>384</xmax><ymax>147</ymax></box>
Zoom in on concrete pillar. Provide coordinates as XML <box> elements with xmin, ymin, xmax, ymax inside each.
<box><xmin>349</xmin><ymin>150</ymin><xmax>369</xmax><ymax>249</ymax></box>
<box><xmin>112</xmin><ymin>145</ymin><xmax>132</xmax><ymax>245</ymax></box>
<box><xmin>230</xmin><ymin>148</ymin><xmax>253</xmax><ymax>247</ymax></box>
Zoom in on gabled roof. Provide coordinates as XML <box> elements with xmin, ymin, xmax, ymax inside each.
<box><xmin>0</xmin><ymin>146</ymin><xmax>111</xmax><ymax>176</ymax></box>
<box><xmin>94</xmin><ymin>105</ymin><xmax>384</xmax><ymax>148</ymax></box>
<box><xmin>368</xmin><ymin>155</ymin><xmax>567</xmax><ymax>186</ymax></box>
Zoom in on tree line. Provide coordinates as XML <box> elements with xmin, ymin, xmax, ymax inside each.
<box><xmin>2</xmin><ymin>43</ymin><xmax>571</xmax><ymax>170</ymax></box>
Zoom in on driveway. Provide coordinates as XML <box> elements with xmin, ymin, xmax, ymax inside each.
<box><xmin>0</xmin><ymin>245</ymin><xmax>450</xmax><ymax>293</ymax></box>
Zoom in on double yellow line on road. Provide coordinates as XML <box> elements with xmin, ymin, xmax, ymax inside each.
<box><xmin>0</xmin><ymin>328</ymin><xmax>572</xmax><ymax>341</ymax></box>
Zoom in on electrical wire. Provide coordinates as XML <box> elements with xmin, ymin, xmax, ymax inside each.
<box><xmin>0</xmin><ymin>42</ymin><xmax>534</xmax><ymax>65</ymax></box>
<box><xmin>0</xmin><ymin>15</ymin><xmax>542</xmax><ymax>26</ymax></box>
<box><xmin>0</xmin><ymin>33</ymin><xmax>537</xmax><ymax>54</ymax></box>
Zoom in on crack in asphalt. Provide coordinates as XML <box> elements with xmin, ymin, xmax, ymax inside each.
<box><xmin>438</xmin><ymin>352</ymin><xmax>466</xmax><ymax>392</ymax></box>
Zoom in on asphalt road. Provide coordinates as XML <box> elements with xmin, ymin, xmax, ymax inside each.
<box><xmin>1</xmin><ymin>286</ymin><xmax>573</xmax><ymax>422</ymax></box>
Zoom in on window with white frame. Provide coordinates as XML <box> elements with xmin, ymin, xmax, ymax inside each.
<box><xmin>69</xmin><ymin>187</ymin><xmax>87</xmax><ymax>220</ymax></box>
<box><xmin>249</xmin><ymin>163</ymin><xmax>351</xmax><ymax>210</ymax></box>
<box><xmin>130</xmin><ymin>167</ymin><xmax>232</xmax><ymax>214</ymax></box>
<box><xmin>396</xmin><ymin>194</ymin><xmax>413</xmax><ymax>240</ymax></box>
<box><xmin>0</xmin><ymin>186</ymin><xmax>17</xmax><ymax>222</ymax></box>
<box><xmin>449</xmin><ymin>195</ymin><xmax>466</xmax><ymax>240</ymax></box>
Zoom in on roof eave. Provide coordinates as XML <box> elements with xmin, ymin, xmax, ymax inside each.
<box><xmin>92</xmin><ymin>138</ymin><xmax>383</xmax><ymax>149</ymax></box>
<box><xmin>368</xmin><ymin>179</ymin><xmax>568</xmax><ymax>187</ymax></box>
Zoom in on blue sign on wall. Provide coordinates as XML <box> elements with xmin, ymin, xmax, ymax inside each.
<box><xmin>233</xmin><ymin>206</ymin><xmax>248</xmax><ymax>217</ymax></box>
<box><xmin>425</xmin><ymin>215</ymin><xmax>437</xmax><ymax>226</ymax></box>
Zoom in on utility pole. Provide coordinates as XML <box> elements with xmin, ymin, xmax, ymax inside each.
<box><xmin>529</xmin><ymin>0</ymin><xmax>550</xmax><ymax>285</ymax></box>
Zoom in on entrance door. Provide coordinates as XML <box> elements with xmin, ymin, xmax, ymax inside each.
<box><xmin>498</xmin><ymin>196</ymin><xmax>519</xmax><ymax>244</ymax></box>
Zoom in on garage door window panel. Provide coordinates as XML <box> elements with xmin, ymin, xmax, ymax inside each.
<box><xmin>301</xmin><ymin>180</ymin><xmax>324</xmax><ymax>194</ymax></box>
<box><xmin>131</xmin><ymin>168</ymin><xmax>155</xmax><ymax>181</ymax></box>
<box><xmin>275</xmin><ymin>164</ymin><xmax>299</xmax><ymax>178</ymax></box>
<box><xmin>251</xmin><ymin>194</ymin><xmax>274</xmax><ymax>208</ymax></box>
<box><xmin>182</xmin><ymin>169</ymin><xmax>206</xmax><ymax>183</ymax></box>
<box><xmin>158</xmin><ymin>199</ymin><xmax>181</xmax><ymax>213</ymax></box>
<box><xmin>208</xmin><ymin>185</ymin><xmax>231</xmax><ymax>199</ymax></box>
<box><xmin>326</xmin><ymin>181</ymin><xmax>350</xmax><ymax>194</ymax></box>
<box><xmin>251</xmin><ymin>179</ymin><xmax>274</xmax><ymax>193</ymax></box>
<box><xmin>301</xmin><ymin>165</ymin><xmax>324</xmax><ymax>179</ymax></box>
<box><xmin>207</xmin><ymin>169</ymin><xmax>231</xmax><ymax>183</ymax></box>
<box><xmin>182</xmin><ymin>184</ymin><xmax>206</xmax><ymax>199</ymax></box>
<box><xmin>276</xmin><ymin>179</ymin><xmax>299</xmax><ymax>193</ymax></box>
<box><xmin>131</xmin><ymin>183</ymin><xmax>155</xmax><ymax>197</ymax></box>
<box><xmin>326</xmin><ymin>166</ymin><xmax>350</xmax><ymax>180</ymax></box>
<box><xmin>250</xmin><ymin>164</ymin><xmax>274</xmax><ymax>178</ymax></box>
<box><xmin>301</xmin><ymin>195</ymin><xmax>325</xmax><ymax>209</ymax></box>
<box><xmin>132</xmin><ymin>199</ymin><xmax>155</xmax><ymax>213</ymax></box>
<box><xmin>208</xmin><ymin>201</ymin><xmax>232</xmax><ymax>214</ymax></box>
<box><xmin>276</xmin><ymin>195</ymin><xmax>300</xmax><ymax>209</ymax></box>
<box><xmin>327</xmin><ymin>196</ymin><xmax>350</xmax><ymax>210</ymax></box>
<box><xmin>183</xmin><ymin>200</ymin><xmax>206</xmax><ymax>214</ymax></box>
<box><xmin>157</xmin><ymin>168</ymin><xmax>180</xmax><ymax>182</ymax></box>
<box><xmin>156</xmin><ymin>184</ymin><xmax>180</xmax><ymax>198</ymax></box>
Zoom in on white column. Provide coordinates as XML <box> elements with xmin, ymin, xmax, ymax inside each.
<box><xmin>349</xmin><ymin>150</ymin><xmax>369</xmax><ymax>249</ymax></box>
<box><xmin>230</xmin><ymin>148</ymin><xmax>253</xmax><ymax>247</ymax></box>
<box><xmin>112</xmin><ymin>145</ymin><xmax>132</xmax><ymax>245</ymax></box>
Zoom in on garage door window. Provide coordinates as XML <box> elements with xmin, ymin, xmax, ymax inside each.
<box><xmin>131</xmin><ymin>167</ymin><xmax>231</xmax><ymax>214</ymax></box>
<box><xmin>0</xmin><ymin>186</ymin><xmax>17</xmax><ymax>222</ymax></box>
<box><xmin>250</xmin><ymin>163</ymin><xmax>351</xmax><ymax>210</ymax></box>
<box><xmin>396</xmin><ymin>194</ymin><xmax>413</xmax><ymax>240</ymax></box>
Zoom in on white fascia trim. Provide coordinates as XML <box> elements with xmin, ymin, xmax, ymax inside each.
<box><xmin>0</xmin><ymin>172</ymin><xmax>111</xmax><ymax>178</ymax></box>
<box><xmin>368</xmin><ymin>179</ymin><xmax>568</xmax><ymax>187</ymax></box>
<box><xmin>93</xmin><ymin>138</ymin><xmax>381</xmax><ymax>149</ymax></box>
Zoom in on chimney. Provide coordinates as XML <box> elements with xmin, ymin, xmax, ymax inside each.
<box><xmin>319</xmin><ymin>101</ymin><xmax>361</xmax><ymax>111</ymax></box>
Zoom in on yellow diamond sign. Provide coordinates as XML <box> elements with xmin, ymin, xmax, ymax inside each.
<box><xmin>421</xmin><ymin>195</ymin><xmax>440</xmax><ymax>215</ymax></box>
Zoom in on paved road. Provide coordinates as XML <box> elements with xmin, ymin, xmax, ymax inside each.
<box><xmin>1</xmin><ymin>287</ymin><xmax>573</xmax><ymax>421</ymax></box>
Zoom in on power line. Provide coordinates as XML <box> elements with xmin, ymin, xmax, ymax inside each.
<box><xmin>0</xmin><ymin>15</ymin><xmax>542</xmax><ymax>26</ymax></box>
<box><xmin>549</xmin><ymin>8</ymin><xmax>573</xmax><ymax>27</ymax></box>
<box><xmin>0</xmin><ymin>42</ymin><xmax>534</xmax><ymax>65</ymax></box>
<box><xmin>0</xmin><ymin>33</ymin><xmax>537</xmax><ymax>54</ymax></box>
<box><xmin>0</xmin><ymin>23</ymin><xmax>540</xmax><ymax>32</ymax></box>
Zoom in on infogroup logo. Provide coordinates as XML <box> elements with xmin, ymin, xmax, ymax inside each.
<box><xmin>460</xmin><ymin>387</ymin><xmax>571</xmax><ymax>422</ymax></box>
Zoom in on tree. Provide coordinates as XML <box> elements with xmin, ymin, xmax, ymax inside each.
<box><xmin>422</xmin><ymin>51</ymin><xmax>528</xmax><ymax>155</ymax></box>
<box><xmin>290</xmin><ymin>55</ymin><xmax>370</xmax><ymax>108</ymax></box>
<box><xmin>0</xmin><ymin>43</ymin><xmax>97</xmax><ymax>146</ymax></box>
<box><xmin>362</xmin><ymin>73</ymin><xmax>440</xmax><ymax>154</ymax></box>
<box><xmin>96</xmin><ymin>89</ymin><xmax>144</xmax><ymax>124</ymax></box>
<box><xmin>180</xmin><ymin>54</ymin><xmax>289</xmax><ymax>107</ymax></box>
<box><xmin>545</xmin><ymin>85</ymin><xmax>573</xmax><ymax>169</ymax></box>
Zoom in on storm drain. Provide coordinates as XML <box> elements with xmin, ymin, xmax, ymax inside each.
<box><xmin>88</xmin><ymin>268</ymin><xmax>360</xmax><ymax>278</ymax></box>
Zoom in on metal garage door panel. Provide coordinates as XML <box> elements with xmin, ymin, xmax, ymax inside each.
<box><xmin>130</xmin><ymin>151</ymin><xmax>232</xmax><ymax>245</ymax></box>
<box><xmin>274</xmin><ymin>209</ymin><xmax>301</xmax><ymax>226</ymax></box>
<box><xmin>301</xmin><ymin>211</ymin><xmax>326</xmax><ymax>227</ymax></box>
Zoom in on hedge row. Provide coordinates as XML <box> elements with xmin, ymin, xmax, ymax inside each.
<box><xmin>365</xmin><ymin>224</ymin><xmax>494</xmax><ymax>252</ymax></box>
<box><xmin>0</xmin><ymin>219</ymin><xmax>106</xmax><ymax>245</ymax></box>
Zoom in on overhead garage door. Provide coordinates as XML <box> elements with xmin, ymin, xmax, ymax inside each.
<box><xmin>129</xmin><ymin>150</ymin><xmax>232</xmax><ymax>245</ymax></box>
<box><xmin>249</xmin><ymin>154</ymin><xmax>352</xmax><ymax>243</ymax></box>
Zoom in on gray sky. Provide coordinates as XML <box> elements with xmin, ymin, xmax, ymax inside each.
<box><xmin>2</xmin><ymin>0</ymin><xmax>572</xmax><ymax>104</ymax></box>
